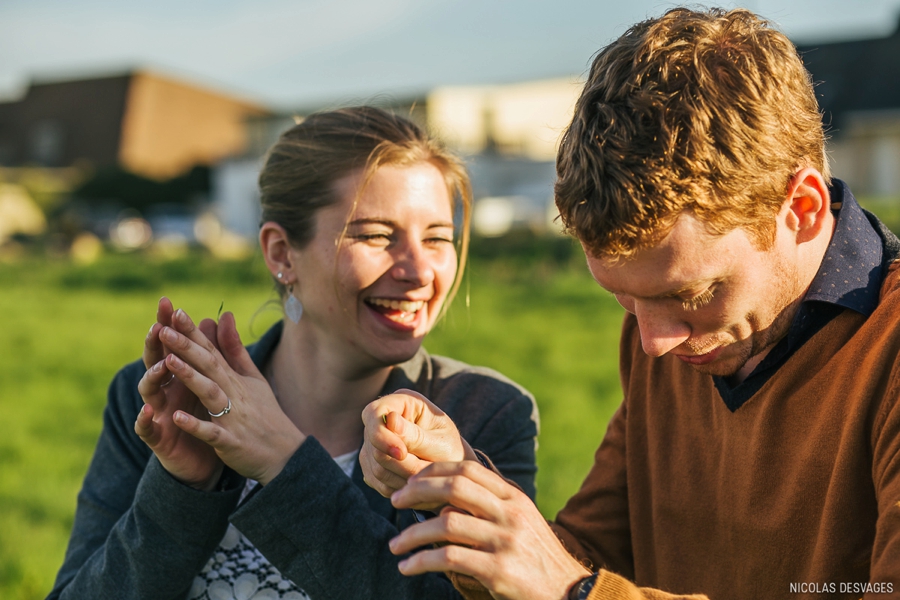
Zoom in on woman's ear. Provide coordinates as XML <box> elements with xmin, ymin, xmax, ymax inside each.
<box><xmin>784</xmin><ymin>167</ymin><xmax>831</xmax><ymax>244</ymax></box>
<box><xmin>260</xmin><ymin>222</ymin><xmax>294</xmax><ymax>281</ymax></box>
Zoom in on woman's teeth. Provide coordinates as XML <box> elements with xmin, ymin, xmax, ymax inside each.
<box><xmin>367</xmin><ymin>298</ymin><xmax>425</xmax><ymax>313</ymax></box>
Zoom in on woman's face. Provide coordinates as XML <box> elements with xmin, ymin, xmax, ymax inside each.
<box><xmin>288</xmin><ymin>162</ymin><xmax>458</xmax><ymax>368</ymax></box>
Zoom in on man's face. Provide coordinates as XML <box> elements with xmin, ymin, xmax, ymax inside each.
<box><xmin>585</xmin><ymin>211</ymin><xmax>804</xmax><ymax>379</ymax></box>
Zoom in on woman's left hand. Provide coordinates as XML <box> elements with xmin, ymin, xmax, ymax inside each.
<box><xmin>135</xmin><ymin>297</ymin><xmax>224</xmax><ymax>491</ymax></box>
<box><xmin>160</xmin><ymin>309</ymin><xmax>306</xmax><ymax>485</ymax></box>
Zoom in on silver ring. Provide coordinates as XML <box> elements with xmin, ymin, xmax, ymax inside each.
<box><xmin>208</xmin><ymin>397</ymin><xmax>232</xmax><ymax>418</ymax></box>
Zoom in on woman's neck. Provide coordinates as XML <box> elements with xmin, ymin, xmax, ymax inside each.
<box><xmin>266</xmin><ymin>324</ymin><xmax>393</xmax><ymax>458</ymax></box>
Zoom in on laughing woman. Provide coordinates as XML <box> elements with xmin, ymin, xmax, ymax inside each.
<box><xmin>49</xmin><ymin>107</ymin><xmax>538</xmax><ymax>600</ymax></box>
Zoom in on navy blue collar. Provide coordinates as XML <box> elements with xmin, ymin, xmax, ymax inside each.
<box><xmin>804</xmin><ymin>180</ymin><xmax>882</xmax><ymax>316</ymax></box>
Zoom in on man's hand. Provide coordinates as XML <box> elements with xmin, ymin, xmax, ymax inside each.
<box><xmin>360</xmin><ymin>390</ymin><xmax>477</xmax><ymax>503</ymax></box>
<box><xmin>389</xmin><ymin>461</ymin><xmax>591</xmax><ymax>600</ymax></box>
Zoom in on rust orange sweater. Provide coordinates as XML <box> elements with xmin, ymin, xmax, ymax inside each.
<box><xmin>550</xmin><ymin>264</ymin><xmax>900</xmax><ymax>599</ymax></box>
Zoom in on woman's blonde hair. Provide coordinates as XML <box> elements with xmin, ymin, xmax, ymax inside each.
<box><xmin>556</xmin><ymin>7</ymin><xmax>829</xmax><ymax>258</ymax></box>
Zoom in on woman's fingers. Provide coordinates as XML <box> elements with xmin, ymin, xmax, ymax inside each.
<box><xmin>170</xmin><ymin>309</ymin><xmax>222</xmax><ymax>358</ymax></box>
<box><xmin>173</xmin><ymin>409</ymin><xmax>230</xmax><ymax>448</ymax></box>
<box><xmin>137</xmin><ymin>359</ymin><xmax>174</xmax><ymax>409</ymax></box>
<box><xmin>157</xmin><ymin>296</ymin><xmax>175</xmax><ymax>325</ymax></box>
<box><xmin>162</xmin><ymin>310</ymin><xmax>263</xmax><ymax>390</ymax></box>
<box><xmin>134</xmin><ymin>403</ymin><xmax>159</xmax><ymax>444</ymax></box>
<box><xmin>198</xmin><ymin>317</ymin><xmax>219</xmax><ymax>348</ymax></box>
<box><xmin>365</xmin><ymin>411</ymin><xmax>409</xmax><ymax>459</ymax></box>
<box><xmin>361</xmin><ymin>448</ymin><xmax>423</xmax><ymax>494</ymax></box>
<box><xmin>164</xmin><ymin>352</ymin><xmax>231</xmax><ymax>417</ymax></box>
<box><xmin>143</xmin><ymin>297</ymin><xmax>177</xmax><ymax>369</ymax></box>
<box><xmin>217</xmin><ymin>312</ymin><xmax>262</xmax><ymax>378</ymax></box>
<box><xmin>160</xmin><ymin>325</ymin><xmax>230</xmax><ymax>389</ymax></box>
<box><xmin>361</xmin><ymin>455</ymin><xmax>408</xmax><ymax>497</ymax></box>
<box><xmin>143</xmin><ymin>322</ymin><xmax>164</xmax><ymax>369</ymax></box>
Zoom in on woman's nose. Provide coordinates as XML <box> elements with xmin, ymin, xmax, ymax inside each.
<box><xmin>391</xmin><ymin>241</ymin><xmax>435</xmax><ymax>287</ymax></box>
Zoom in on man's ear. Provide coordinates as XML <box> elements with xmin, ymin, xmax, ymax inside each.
<box><xmin>260</xmin><ymin>222</ymin><xmax>295</xmax><ymax>281</ymax></box>
<box><xmin>784</xmin><ymin>167</ymin><xmax>831</xmax><ymax>243</ymax></box>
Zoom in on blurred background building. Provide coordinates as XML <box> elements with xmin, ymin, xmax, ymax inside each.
<box><xmin>2</xmin><ymin>16</ymin><xmax>900</xmax><ymax>257</ymax></box>
<box><xmin>0</xmin><ymin>70</ymin><xmax>268</xmax><ymax>177</ymax></box>
<box><xmin>796</xmin><ymin>16</ymin><xmax>900</xmax><ymax>198</ymax></box>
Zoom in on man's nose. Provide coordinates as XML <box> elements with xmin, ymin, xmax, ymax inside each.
<box><xmin>632</xmin><ymin>301</ymin><xmax>691</xmax><ymax>357</ymax></box>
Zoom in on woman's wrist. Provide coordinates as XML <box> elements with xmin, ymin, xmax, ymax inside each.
<box><xmin>188</xmin><ymin>463</ymin><xmax>225</xmax><ymax>492</ymax></box>
<box><xmin>256</xmin><ymin>430</ymin><xmax>306</xmax><ymax>486</ymax></box>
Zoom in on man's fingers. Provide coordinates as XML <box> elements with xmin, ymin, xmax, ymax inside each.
<box><xmin>396</xmin><ymin>544</ymin><xmax>489</xmax><ymax>580</ymax></box>
<box><xmin>391</xmin><ymin>468</ymin><xmax>505</xmax><ymax>519</ymax></box>
<box><xmin>413</xmin><ymin>461</ymin><xmax>514</xmax><ymax>499</ymax></box>
<box><xmin>391</xmin><ymin>509</ymin><xmax>497</xmax><ymax>556</ymax></box>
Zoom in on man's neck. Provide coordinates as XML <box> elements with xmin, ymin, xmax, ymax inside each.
<box><xmin>729</xmin><ymin>210</ymin><xmax>838</xmax><ymax>386</ymax></box>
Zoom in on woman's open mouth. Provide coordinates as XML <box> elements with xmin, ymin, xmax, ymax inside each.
<box><xmin>365</xmin><ymin>298</ymin><xmax>426</xmax><ymax>327</ymax></box>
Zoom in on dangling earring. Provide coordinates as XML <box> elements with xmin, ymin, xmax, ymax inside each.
<box><xmin>285</xmin><ymin>285</ymin><xmax>303</xmax><ymax>323</ymax></box>
<box><xmin>277</xmin><ymin>270</ymin><xmax>303</xmax><ymax>323</ymax></box>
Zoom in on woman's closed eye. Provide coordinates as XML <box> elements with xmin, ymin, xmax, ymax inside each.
<box><xmin>353</xmin><ymin>232</ymin><xmax>393</xmax><ymax>245</ymax></box>
<box><xmin>425</xmin><ymin>235</ymin><xmax>453</xmax><ymax>246</ymax></box>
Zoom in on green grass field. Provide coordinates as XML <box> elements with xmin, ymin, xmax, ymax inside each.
<box><xmin>0</xmin><ymin>242</ymin><xmax>625</xmax><ymax>599</ymax></box>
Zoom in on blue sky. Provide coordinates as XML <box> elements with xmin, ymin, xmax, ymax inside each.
<box><xmin>3</xmin><ymin>0</ymin><xmax>900</xmax><ymax>109</ymax></box>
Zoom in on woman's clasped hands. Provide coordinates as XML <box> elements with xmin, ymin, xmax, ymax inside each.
<box><xmin>135</xmin><ymin>297</ymin><xmax>305</xmax><ymax>491</ymax></box>
<box><xmin>359</xmin><ymin>389</ymin><xmax>478</xmax><ymax>505</ymax></box>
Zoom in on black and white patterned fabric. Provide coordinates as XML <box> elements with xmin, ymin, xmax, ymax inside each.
<box><xmin>188</xmin><ymin>451</ymin><xmax>358</xmax><ymax>600</ymax></box>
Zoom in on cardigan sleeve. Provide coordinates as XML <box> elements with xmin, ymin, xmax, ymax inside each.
<box><xmin>47</xmin><ymin>361</ymin><xmax>244</xmax><ymax>600</ymax></box>
<box><xmin>232</xmin><ymin>438</ymin><xmax>465</xmax><ymax>600</ymax></box>
<box><xmin>230</xmin><ymin>368</ymin><xmax>539</xmax><ymax>600</ymax></box>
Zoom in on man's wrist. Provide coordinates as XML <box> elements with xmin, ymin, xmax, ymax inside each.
<box><xmin>567</xmin><ymin>572</ymin><xmax>598</xmax><ymax>600</ymax></box>
<box><xmin>461</xmin><ymin>437</ymin><xmax>479</xmax><ymax>462</ymax></box>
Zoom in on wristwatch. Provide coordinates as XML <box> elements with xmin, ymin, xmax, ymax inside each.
<box><xmin>568</xmin><ymin>573</ymin><xmax>598</xmax><ymax>600</ymax></box>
